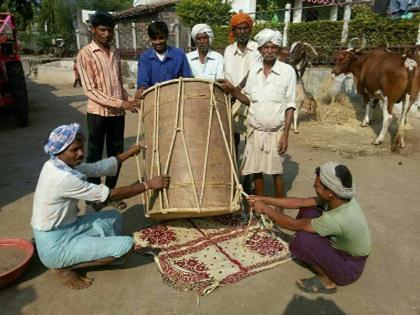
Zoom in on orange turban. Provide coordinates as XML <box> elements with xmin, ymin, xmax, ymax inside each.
<box><xmin>229</xmin><ymin>12</ymin><xmax>253</xmax><ymax>43</ymax></box>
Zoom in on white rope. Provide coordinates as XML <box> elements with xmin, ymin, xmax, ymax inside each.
<box><xmin>240</xmin><ymin>189</ymin><xmax>274</xmax><ymax>245</ymax></box>
<box><xmin>135</xmin><ymin>79</ymin><xmax>249</xmax><ymax>219</ymax></box>
<box><xmin>135</xmin><ymin>100</ymin><xmax>149</xmax><ymax>214</ymax></box>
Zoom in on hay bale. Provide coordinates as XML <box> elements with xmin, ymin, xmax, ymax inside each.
<box><xmin>312</xmin><ymin>75</ymin><xmax>360</xmax><ymax>126</ymax></box>
<box><xmin>295</xmin><ymin>76</ymin><xmax>390</xmax><ymax>157</ymax></box>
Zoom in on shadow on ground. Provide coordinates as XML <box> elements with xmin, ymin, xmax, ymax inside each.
<box><xmin>0</xmin><ymin>80</ymin><xmax>87</xmax><ymax>209</ymax></box>
<box><xmin>0</xmin><ymin>284</ymin><xmax>37</xmax><ymax>315</ymax></box>
<box><xmin>283</xmin><ymin>294</ymin><xmax>346</xmax><ymax>315</ymax></box>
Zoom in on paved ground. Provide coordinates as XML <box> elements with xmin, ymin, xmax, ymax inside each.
<box><xmin>0</xmin><ymin>80</ymin><xmax>419</xmax><ymax>315</ymax></box>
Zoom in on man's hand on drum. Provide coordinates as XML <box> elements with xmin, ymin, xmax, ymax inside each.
<box><xmin>135</xmin><ymin>87</ymin><xmax>146</xmax><ymax>100</ymax></box>
<box><xmin>115</xmin><ymin>143</ymin><xmax>147</xmax><ymax>165</ymax></box>
<box><xmin>146</xmin><ymin>175</ymin><xmax>170</xmax><ymax>190</ymax></box>
<box><xmin>122</xmin><ymin>100</ymin><xmax>139</xmax><ymax>113</ymax></box>
<box><xmin>127</xmin><ymin>143</ymin><xmax>147</xmax><ymax>157</ymax></box>
<box><xmin>217</xmin><ymin>79</ymin><xmax>235</xmax><ymax>95</ymax></box>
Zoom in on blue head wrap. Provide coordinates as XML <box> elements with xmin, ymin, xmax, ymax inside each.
<box><xmin>43</xmin><ymin>123</ymin><xmax>81</xmax><ymax>157</ymax></box>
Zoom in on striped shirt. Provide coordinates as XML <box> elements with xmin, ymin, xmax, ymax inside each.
<box><xmin>76</xmin><ymin>41</ymin><xmax>130</xmax><ymax>117</ymax></box>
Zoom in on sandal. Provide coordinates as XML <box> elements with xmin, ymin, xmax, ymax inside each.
<box><xmin>296</xmin><ymin>277</ymin><xmax>337</xmax><ymax>294</ymax></box>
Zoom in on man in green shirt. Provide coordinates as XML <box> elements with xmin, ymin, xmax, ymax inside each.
<box><xmin>248</xmin><ymin>161</ymin><xmax>371</xmax><ymax>294</ymax></box>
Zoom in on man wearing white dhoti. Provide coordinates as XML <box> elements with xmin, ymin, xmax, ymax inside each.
<box><xmin>219</xmin><ymin>29</ymin><xmax>296</xmax><ymax>198</ymax></box>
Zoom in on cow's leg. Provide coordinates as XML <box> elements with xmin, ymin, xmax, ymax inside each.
<box><xmin>373</xmin><ymin>94</ymin><xmax>392</xmax><ymax>146</ymax></box>
<box><xmin>361</xmin><ymin>100</ymin><xmax>373</xmax><ymax>127</ymax></box>
<box><xmin>293</xmin><ymin>107</ymin><xmax>299</xmax><ymax>134</ymax></box>
<box><xmin>394</xmin><ymin>94</ymin><xmax>410</xmax><ymax>150</ymax></box>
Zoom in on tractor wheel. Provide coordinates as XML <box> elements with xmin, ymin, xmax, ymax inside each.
<box><xmin>6</xmin><ymin>61</ymin><xmax>29</xmax><ymax>127</ymax></box>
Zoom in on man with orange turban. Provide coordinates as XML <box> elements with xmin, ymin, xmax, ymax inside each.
<box><xmin>224</xmin><ymin>12</ymin><xmax>260</xmax><ymax>193</ymax></box>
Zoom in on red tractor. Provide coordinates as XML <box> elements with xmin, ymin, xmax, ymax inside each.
<box><xmin>0</xmin><ymin>13</ymin><xmax>29</xmax><ymax>127</ymax></box>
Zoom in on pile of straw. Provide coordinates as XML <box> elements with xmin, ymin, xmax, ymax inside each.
<box><xmin>295</xmin><ymin>78</ymin><xmax>389</xmax><ymax>157</ymax></box>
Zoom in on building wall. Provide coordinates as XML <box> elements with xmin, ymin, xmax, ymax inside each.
<box><xmin>117</xmin><ymin>22</ymin><xmax>135</xmax><ymax>50</ymax></box>
<box><xmin>76</xmin><ymin>6</ymin><xmax>189</xmax><ymax>58</ymax></box>
<box><xmin>134</xmin><ymin>14</ymin><xmax>157</xmax><ymax>50</ymax></box>
<box><xmin>76</xmin><ymin>10</ymin><xmax>92</xmax><ymax>50</ymax></box>
<box><xmin>114</xmin><ymin>5</ymin><xmax>190</xmax><ymax>57</ymax></box>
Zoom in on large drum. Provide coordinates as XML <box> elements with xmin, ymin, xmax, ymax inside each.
<box><xmin>137</xmin><ymin>78</ymin><xmax>241</xmax><ymax>220</ymax></box>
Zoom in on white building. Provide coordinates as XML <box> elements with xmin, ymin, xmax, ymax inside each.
<box><xmin>231</xmin><ymin>0</ymin><xmax>257</xmax><ymax>14</ymax></box>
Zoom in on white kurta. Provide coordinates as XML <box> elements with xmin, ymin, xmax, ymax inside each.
<box><xmin>241</xmin><ymin>60</ymin><xmax>297</xmax><ymax>175</ymax></box>
<box><xmin>31</xmin><ymin>157</ymin><xmax>118</xmax><ymax>231</ymax></box>
<box><xmin>186</xmin><ymin>50</ymin><xmax>224</xmax><ymax>80</ymax></box>
<box><xmin>224</xmin><ymin>40</ymin><xmax>260</xmax><ymax>134</ymax></box>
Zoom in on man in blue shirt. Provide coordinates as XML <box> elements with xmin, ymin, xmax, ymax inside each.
<box><xmin>135</xmin><ymin>21</ymin><xmax>192</xmax><ymax>98</ymax></box>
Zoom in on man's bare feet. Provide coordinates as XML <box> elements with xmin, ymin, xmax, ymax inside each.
<box><xmin>51</xmin><ymin>269</ymin><xmax>93</xmax><ymax>289</ymax></box>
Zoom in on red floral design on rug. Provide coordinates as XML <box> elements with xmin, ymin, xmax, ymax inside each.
<box><xmin>174</xmin><ymin>257</ymin><xmax>209</xmax><ymax>273</ymax></box>
<box><xmin>133</xmin><ymin>215</ymin><xmax>292</xmax><ymax>296</ymax></box>
<box><xmin>136</xmin><ymin>225</ymin><xmax>177</xmax><ymax>246</ymax></box>
<box><xmin>245</xmin><ymin>234</ymin><xmax>284</xmax><ymax>257</ymax></box>
<box><xmin>214</xmin><ymin>212</ymin><xmax>245</xmax><ymax>227</ymax></box>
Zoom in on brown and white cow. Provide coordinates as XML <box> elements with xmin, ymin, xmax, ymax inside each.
<box><xmin>332</xmin><ymin>47</ymin><xmax>419</xmax><ymax>150</ymax></box>
<box><xmin>288</xmin><ymin>41</ymin><xmax>319</xmax><ymax>80</ymax></box>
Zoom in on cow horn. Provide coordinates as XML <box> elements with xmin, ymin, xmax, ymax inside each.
<box><xmin>303</xmin><ymin>42</ymin><xmax>319</xmax><ymax>56</ymax></box>
<box><xmin>347</xmin><ymin>37</ymin><xmax>360</xmax><ymax>49</ymax></box>
<box><xmin>290</xmin><ymin>41</ymin><xmax>301</xmax><ymax>53</ymax></box>
<box><xmin>355</xmin><ymin>36</ymin><xmax>366</xmax><ymax>53</ymax></box>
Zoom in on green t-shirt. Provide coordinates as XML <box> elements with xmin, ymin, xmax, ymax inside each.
<box><xmin>311</xmin><ymin>198</ymin><xmax>371</xmax><ymax>257</ymax></box>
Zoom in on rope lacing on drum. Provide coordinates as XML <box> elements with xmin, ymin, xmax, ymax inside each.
<box><xmin>135</xmin><ymin>79</ymin><xmax>272</xmax><ymax>234</ymax></box>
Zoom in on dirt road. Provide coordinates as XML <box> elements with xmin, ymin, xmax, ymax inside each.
<box><xmin>0</xmin><ymin>80</ymin><xmax>419</xmax><ymax>315</ymax></box>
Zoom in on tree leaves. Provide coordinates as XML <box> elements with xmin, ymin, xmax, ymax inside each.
<box><xmin>75</xmin><ymin>0</ymin><xmax>132</xmax><ymax>11</ymax></box>
<box><xmin>0</xmin><ymin>0</ymin><xmax>36</xmax><ymax>29</ymax></box>
<box><xmin>176</xmin><ymin>0</ymin><xmax>232</xmax><ymax>28</ymax></box>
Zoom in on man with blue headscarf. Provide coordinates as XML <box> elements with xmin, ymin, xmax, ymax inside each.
<box><xmin>31</xmin><ymin>123</ymin><xmax>169</xmax><ymax>289</ymax></box>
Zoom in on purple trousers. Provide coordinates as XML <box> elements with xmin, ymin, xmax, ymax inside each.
<box><xmin>289</xmin><ymin>207</ymin><xmax>368</xmax><ymax>286</ymax></box>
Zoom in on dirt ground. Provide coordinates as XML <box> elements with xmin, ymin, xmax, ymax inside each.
<box><xmin>0</xmin><ymin>80</ymin><xmax>420</xmax><ymax>315</ymax></box>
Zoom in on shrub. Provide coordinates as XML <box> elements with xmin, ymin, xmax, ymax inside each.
<box><xmin>209</xmin><ymin>5</ymin><xmax>418</xmax><ymax>63</ymax></box>
<box><xmin>176</xmin><ymin>0</ymin><xmax>232</xmax><ymax>28</ymax></box>
<box><xmin>288</xmin><ymin>20</ymin><xmax>343</xmax><ymax>64</ymax></box>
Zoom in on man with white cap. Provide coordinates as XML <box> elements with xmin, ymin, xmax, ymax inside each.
<box><xmin>32</xmin><ymin>123</ymin><xmax>169</xmax><ymax>289</ymax></box>
<box><xmin>186</xmin><ymin>24</ymin><xmax>224</xmax><ymax>80</ymax></box>
<box><xmin>219</xmin><ymin>28</ymin><xmax>296</xmax><ymax>200</ymax></box>
<box><xmin>247</xmin><ymin>161</ymin><xmax>371</xmax><ymax>294</ymax></box>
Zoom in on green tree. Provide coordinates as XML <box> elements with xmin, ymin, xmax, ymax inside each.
<box><xmin>38</xmin><ymin>0</ymin><xmax>75</xmax><ymax>51</ymax></box>
<box><xmin>257</xmin><ymin>0</ymin><xmax>282</xmax><ymax>11</ymax></box>
<box><xmin>75</xmin><ymin>0</ymin><xmax>132</xmax><ymax>11</ymax></box>
<box><xmin>176</xmin><ymin>0</ymin><xmax>232</xmax><ymax>27</ymax></box>
<box><xmin>0</xmin><ymin>0</ymin><xmax>36</xmax><ymax>29</ymax></box>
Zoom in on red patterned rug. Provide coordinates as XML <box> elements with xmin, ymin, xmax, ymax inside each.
<box><xmin>133</xmin><ymin>213</ymin><xmax>292</xmax><ymax>296</ymax></box>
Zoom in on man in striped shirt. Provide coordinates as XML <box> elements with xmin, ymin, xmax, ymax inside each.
<box><xmin>77</xmin><ymin>11</ymin><xmax>138</xmax><ymax>210</ymax></box>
